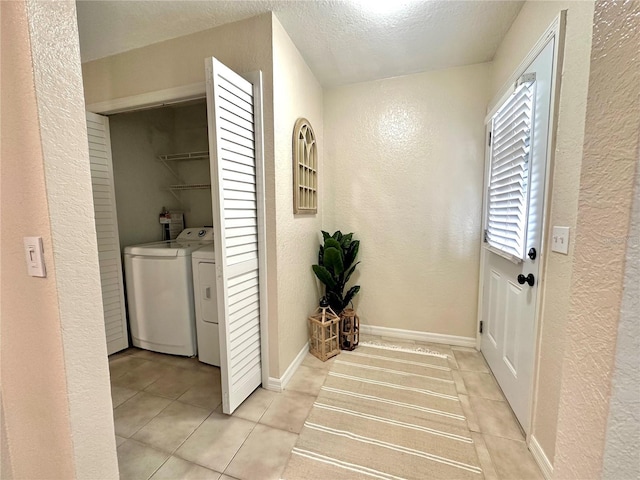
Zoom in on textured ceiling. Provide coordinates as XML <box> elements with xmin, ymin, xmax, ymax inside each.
<box><xmin>76</xmin><ymin>0</ymin><xmax>524</xmax><ymax>87</ymax></box>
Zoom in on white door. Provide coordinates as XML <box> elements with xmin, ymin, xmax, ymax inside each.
<box><xmin>480</xmin><ymin>38</ymin><xmax>556</xmax><ymax>432</ymax></box>
<box><xmin>86</xmin><ymin>112</ymin><xmax>129</xmax><ymax>355</ymax></box>
<box><xmin>205</xmin><ymin>58</ymin><xmax>266</xmax><ymax>414</ymax></box>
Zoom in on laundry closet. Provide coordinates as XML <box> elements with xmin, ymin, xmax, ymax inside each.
<box><xmin>88</xmin><ymin>59</ymin><xmax>267</xmax><ymax>414</ymax></box>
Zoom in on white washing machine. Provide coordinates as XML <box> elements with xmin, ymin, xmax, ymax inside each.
<box><xmin>123</xmin><ymin>227</ymin><xmax>214</xmax><ymax>356</ymax></box>
<box><xmin>191</xmin><ymin>244</ymin><xmax>220</xmax><ymax>366</ymax></box>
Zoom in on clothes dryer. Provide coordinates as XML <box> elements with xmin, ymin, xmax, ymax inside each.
<box><xmin>191</xmin><ymin>244</ymin><xmax>220</xmax><ymax>366</ymax></box>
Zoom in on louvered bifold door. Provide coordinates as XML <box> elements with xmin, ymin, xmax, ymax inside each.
<box><xmin>486</xmin><ymin>77</ymin><xmax>536</xmax><ymax>261</ymax></box>
<box><xmin>86</xmin><ymin>112</ymin><xmax>129</xmax><ymax>354</ymax></box>
<box><xmin>206</xmin><ymin>58</ymin><xmax>263</xmax><ymax>414</ymax></box>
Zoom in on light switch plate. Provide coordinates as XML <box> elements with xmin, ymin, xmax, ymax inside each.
<box><xmin>23</xmin><ymin>236</ymin><xmax>46</xmax><ymax>277</ymax></box>
<box><xmin>552</xmin><ymin>226</ymin><xmax>570</xmax><ymax>254</ymax></box>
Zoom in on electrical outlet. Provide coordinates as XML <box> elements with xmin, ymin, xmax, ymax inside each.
<box><xmin>552</xmin><ymin>226</ymin><xmax>570</xmax><ymax>254</ymax></box>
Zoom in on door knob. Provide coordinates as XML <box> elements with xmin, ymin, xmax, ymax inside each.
<box><xmin>528</xmin><ymin>248</ymin><xmax>537</xmax><ymax>260</ymax></box>
<box><xmin>517</xmin><ymin>273</ymin><xmax>535</xmax><ymax>286</ymax></box>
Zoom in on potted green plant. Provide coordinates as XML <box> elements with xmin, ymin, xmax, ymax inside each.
<box><xmin>312</xmin><ymin>231</ymin><xmax>361</xmax><ymax>350</ymax></box>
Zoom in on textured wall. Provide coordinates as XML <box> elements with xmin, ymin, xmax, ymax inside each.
<box><xmin>25</xmin><ymin>0</ymin><xmax>120</xmax><ymax>477</ymax></box>
<box><xmin>489</xmin><ymin>0</ymin><xmax>595</xmax><ymax>463</ymax></box>
<box><xmin>1</xmin><ymin>0</ymin><xmax>118</xmax><ymax>478</ymax></box>
<box><xmin>0</xmin><ymin>2</ymin><xmax>75</xmax><ymax>477</ymax></box>
<box><xmin>271</xmin><ymin>16</ymin><xmax>324</xmax><ymax>375</ymax></box>
<box><xmin>602</xmin><ymin>151</ymin><xmax>640</xmax><ymax>479</ymax></box>
<box><xmin>324</xmin><ymin>63</ymin><xmax>490</xmax><ymax>339</ymax></box>
<box><xmin>81</xmin><ymin>14</ymin><xmax>282</xmax><ymax>377</ymax></box>
<box><xmin>554</xmin><ymin>1</ymin><xmax>640</xmax><ymax>477</ymax></box>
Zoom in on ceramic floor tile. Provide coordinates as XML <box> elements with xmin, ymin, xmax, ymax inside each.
<box><xmin>108</xmin><ymin>355</ymin><xmax>149</xmax><ymax>380</ymax></box>
<box><xmin>285</xmin><ymin>365</ymin><xmax>328</xmax><ymax>396</ymax></box>
<box><xmin>220</xmin><ymin>388</ymin><xmax>278</xmax><ymax>423</ymax></box>
<box><xmin>451</xmin><ymin>370</ymin><xmax>468</xmax><ymax>395</ymax></box>
<box><xmin>483</xmin><ymin>434</ymin><xmax>544</xmax><ymax>480</ymax></box>
<box><xmin>469</xmin><ymin>396</ymin><xmax>524</xmax><ymax>441</ymax></box>
<box><xmin>219</xmin><ymin>476</ymin><xmax>239</xmax><ymax>480</ymax></box>
<box><xmin>133</xmin><ymin>401</ymin><xmax>211</xmax><ymax>453</ymax></box>
<box><xmin>111</xmin><ymin>385</ymin><xmax>138</xmax><ymax>409</ymax></box>
<box><xmin>453</xmin><ymin>349</ymin><xmax>490</xmax><ymax>373</ymax></box>
<box><xmin>301</xmin><ymin>352</ymin><xmax>336</xmax><ymax>371</ymax></box>
<box><xmin>112</xmin><ymin>360</ymin><xmax>175</xmax><ymax>391</ymax></box>
<box><xmin>224</xmin><ymin>424</ymin><xmax>298</xmax><ymax>480</ymax></box>
<box><xmin>150</xmin><ymin>456</ymin><xmax>222</xmax><ymax>480</ymax></box>
<box><xmin>460</xmin><ymin>370</ymin><xmax>505</xmax><ymax>401</ymax></box>
<box><xmin>117</xmin><ymin>439</ymin><xmax>170</xmax><ymax>480</ymax></box>
<box><xmin>259</xmin><ymin>390</ymin><xmax>316</xmax><ymax>434</ymax></box>
<box><xmin>175</xmin><ymin>413</ymin><xmax>255</xmax><ymax>472</ymax></box>
<box><xmin>115</xmin><ymin>435</ymin><xmax>127</xmax><ymax>447</ymax></box>
<box><xmin>459</xmin><ymin>394</ymin><xmax>480</xmax><ymax>432</ymax></box>
<box><xmin>144</xmin><ymin>365</ymin><xmax>210</xmax><ymax>399</ymax></box>
<box><xmin>471</xmin><ymin>432</ymin><xmax>499</xmax><ymax>480</ymax></box>
<box><xmin>113</xmin><ymin>391</ymin><xmax>172</xmax><ymax>438</ymax></box>
<box><xmin>178</xmin><ymin>377</ymin><xmax>223</xmax><ymax>411</ymax></box>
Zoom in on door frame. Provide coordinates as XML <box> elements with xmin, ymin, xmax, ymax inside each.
<box><xmin>87</xmin><ymin>81</ymin><xmax>271</xmax><ymax>388</ymax></box>
<box><xmin>475</xmin><ymin>11</ymin><xmax>566</xmax><ymax>440</ymax></box>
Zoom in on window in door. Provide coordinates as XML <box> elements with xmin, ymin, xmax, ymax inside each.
<box><xmin>485</xmin><ymin>74</ymin><xmax>536</xmax><ymax>261</ymax></box>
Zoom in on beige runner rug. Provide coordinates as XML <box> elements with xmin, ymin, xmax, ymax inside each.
<box><xmin>281</xmin><ymin>343</ymin><xmax>483</xmax><ymax>480</ymax></box>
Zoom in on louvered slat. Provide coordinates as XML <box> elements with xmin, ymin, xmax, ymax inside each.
<box><xmin>86</xmin><ymin>112</ymin><xmax>129</xmax><ymax>354</ymax></box>
<box><xmin>486</xmin><ymin>80</ymin><xmax>535</xmax><ymax>259</ymax></box>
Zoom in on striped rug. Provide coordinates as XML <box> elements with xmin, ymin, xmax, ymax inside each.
<box><xmin>281</xmin><ymin>343</ymin><xmax>483</xmax><ymax>480</ymax></box>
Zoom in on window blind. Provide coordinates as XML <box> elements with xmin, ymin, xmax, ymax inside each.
<box><xmin>486</xmin><ymin>76</ymin><xmax>536</xmax><ymax>260</ymax></box>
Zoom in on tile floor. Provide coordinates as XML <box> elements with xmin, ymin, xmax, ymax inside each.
<box><xmin>109</xmin><ymin>336</ymin><xmax>543</xmax><ymax>480</ymax></box>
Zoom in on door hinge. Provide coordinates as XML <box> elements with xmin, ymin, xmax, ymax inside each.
<box><xmin>483</xmin><ymin>229</ymin><xmax>488</xmax><ymax>243</ymax></box>
<box><xmin>488</xmin><ymin>131</ymin><xmax>492</xmax><ymax>146</ymax></box>
<box><xmin>479</xmin><ymin>321</ymin><xmax>483</xmax><ymax>334</ymax></box>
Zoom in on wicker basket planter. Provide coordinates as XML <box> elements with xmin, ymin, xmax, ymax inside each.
<box><xmin>340</xmin><ymin>308</ymin><xmax>360</xmax><ymax>351</ymax></box>
<box><xmin>308</xmin><ymin>306</ymin><xmax>341</xmax><ymax>361</ymax></box>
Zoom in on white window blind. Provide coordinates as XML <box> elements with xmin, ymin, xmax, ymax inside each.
<box><xmin>486</xmin><ymin>76</ymin><xmax>536</xmax><ymax>260</ymax></box>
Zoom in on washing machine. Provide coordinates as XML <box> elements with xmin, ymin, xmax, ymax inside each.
<box><xmin>191</xmin><ymin>244</ymin><xmax>220</xmax><ymax>366</ymax></box>
<box><xmin>123</xmin><ymin>227</ymin><xmax>214</xmax><ymax>356</ymax></box>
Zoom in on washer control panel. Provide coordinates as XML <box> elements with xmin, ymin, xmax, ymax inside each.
<box><xmin>176</xmin><ymin>227</ymin><xmax>214</xmax><ymax>242</ymax></box>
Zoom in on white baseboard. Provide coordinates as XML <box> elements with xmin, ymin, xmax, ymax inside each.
<box><xmin>359</xmin><ymin>324</ymin><xmax>477</xmax><ymax>348</ymax></box>
<box><xmin>529</xmin><ymin>435</ymin><xmax>553</xmax><ymax>479</ymax></box>
<box><xmin>264</xmin><ymin>341</ymin><xmax>308</xmax><ymax>393</ymax></box>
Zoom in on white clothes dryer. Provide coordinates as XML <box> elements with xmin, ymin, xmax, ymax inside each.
<box><xmin>123</xmin><ymin>227</ymin><xmax>213</xmax><ymax>356</ymax></box>
<box><xmin>191</xmin><ymin>244</ymin><xmax>220</xmax><ymax>366</ymax></box>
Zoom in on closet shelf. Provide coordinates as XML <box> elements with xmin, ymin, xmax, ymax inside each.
<box><xmin>158</xmin><ymin>151</ymin><xmax>210</xmax><ymax>181</ymax></box>
<box><xmin>158</xmin><ymin>151</ymin><xmax>209</xmax><ymax>162</ymax></box>
<box><xmin>168</xmin><ymin>183</ymin><xmax>211</xmax><ymax>191</ymax></box>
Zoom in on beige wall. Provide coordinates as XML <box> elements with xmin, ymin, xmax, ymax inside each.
<box><xmin>489</xmin><ymin>0</ymin><xmax>595</xmax><ymax>464</ymax></box>
<box><xmin>1</xmin><ymin>1</ymin><xmax>118</xmax><ymax>478</ymax></box>
<box><xmin>82</xmin><ymin>14</ymin><xmax>283</xmax><ymax>377</ymax></box>
<box><xmin>554</xmin><ymin>0</ymin><xmax>640</xmax><ymax>477</ymax></box>
<box><xmin>271</xmin><ymin>16</ymin><xmax>324</xmax><ymax>375</ymax></box>
<box><xmin>323</xmin><ymin>63</ymin><xmax>490</xmax><ymax>339</ymax></box>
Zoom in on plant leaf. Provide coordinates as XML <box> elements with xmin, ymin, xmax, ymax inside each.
<box><xmin>326</xmin><ymin>291</ymin><xmax>344</xmax><ymax>314</ymax></box>
<box><xmin>318</xmin><ymin>245</ymin><xmax>324</xmax><ymax>265</ymax></box>
<box><xmin>332</xmin><ymin>231</ymin><xmax>343</xmax><ymax>242</ymax></box>
<box><xmin>323</xmin><ymin>246</ymin><xmax>344</xmax><ymax>276</ymax></box>
<box><xmin>344</xmin><ymin>240</ymin><xmax>359</xmax><ymax>269</ymax></box>
<box><xmin>312</xmin><ymin>265</ymin><xmax>336</xmax><ymax>289</ymax></box>
<box><xmin>322</xmin><ymin>230</ymin><xmax>331</xmax><ymax>242</ymax></box>
<box><xmin>340</xmin><ymin>233</ymin><xmax>353</xmax><ymax>248</ymax></box>
<box><xmin>344</xmin><ymin>261</ymin><xmax>360</xmax><ymax>284</ymax></box>
<box><xmin>343</xmin><ymin>285</ymin><xmax>360</xmax><ymax>308</ymax></box>
<box><xmin>324</xmin><ymin>238</ymin><xmax>342</xmax><ymax>252</ymax></box>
